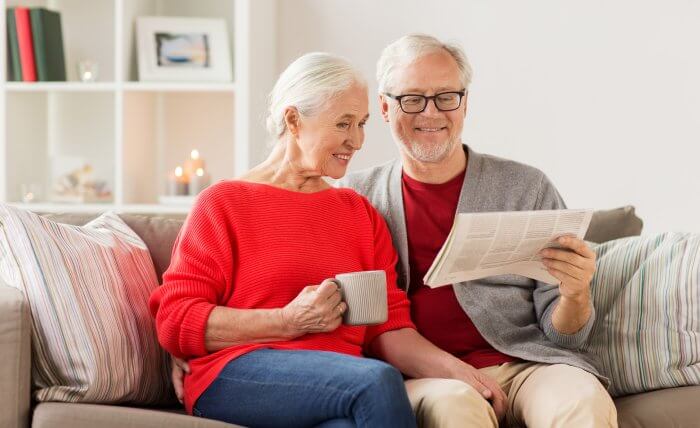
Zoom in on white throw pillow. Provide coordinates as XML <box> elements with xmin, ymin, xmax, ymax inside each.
<box><xmin>584</xmin><ymin>232</ymin><xmax>700</xmax><ymax>396</ymax></box>
<box><xmin>0</xmin><ymin>204</ymin><xmax>173</xmax><ymax>404</ymax></box>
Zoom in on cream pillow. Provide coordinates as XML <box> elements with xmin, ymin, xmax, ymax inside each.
<box><xmin>585</xmin><ymin>232</ymin><xmax>700</xmax><ymax>396</ymax></box>
<box><xmin>0</xmin><ymin>205</ymin><xmax>173</xmax><ymax>404</ymax></box>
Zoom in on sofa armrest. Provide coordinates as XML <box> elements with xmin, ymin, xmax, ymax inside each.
<box><xmin>0</xmin><ymin>280</ymin><xmax>31</xmax><ymax>428</ymax></box>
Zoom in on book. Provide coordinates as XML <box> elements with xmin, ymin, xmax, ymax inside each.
<box><xmin>14</xmin><ymin>7</ymin><xmax>36</xmax><ymax>82</ymax></box>
<box><xmin>30</xmin><ymin>8</ymin><xmax>66</xmax><ymax>81</ymax></box>
<box><xmin>6</xmin><ymin>8</ymin><xmax>22</xmax><ymax>81</ymax></box>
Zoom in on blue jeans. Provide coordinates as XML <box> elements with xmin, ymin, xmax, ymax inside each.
<box><xmin>193</xmin><ymin>349</ymin><xmax>416</xmax><ymax>428</ymax></box>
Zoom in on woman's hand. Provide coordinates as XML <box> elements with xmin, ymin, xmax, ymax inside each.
<box><xmin>280</xmin><ymin>279</ymin><xmax>347</xmax><ymax>336</ymax></box>
<box><xmin>171</xmin><ymin>355</ymin><xmax>190</xmax><ymax>404</ymax></box>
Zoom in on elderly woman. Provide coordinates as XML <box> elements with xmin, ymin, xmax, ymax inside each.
<box><xmin>149</xmin><ymin>53</ymin><xmax>417</xmax><ymax>428</ymax></box>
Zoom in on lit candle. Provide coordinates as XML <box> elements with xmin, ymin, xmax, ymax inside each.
<box><xmin>167</xmin><ymin>166</ymin><xmax>189</xmax><ymax>196</ymax></box>
<box><xmin>188</xmin><ymin>167</ymin><xmax>211</xmax><ymax>196</ymax></box>
<box><xmin>184</xmin><ymin>149</ymin><xmax>205</xmax><ymax>178</ymax></box>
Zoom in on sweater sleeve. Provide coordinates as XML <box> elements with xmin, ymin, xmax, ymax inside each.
<box><xmin>362</xmin><ymin>199</ymin><xmax>416</xmax><ymax>346</ymax></box>
<box><xmin>532</xmin><ymin>173</ymin><xmax>596</xmax><ymax>349</ymax></box>
<box><xmin>149</xmin><ymin>187</ymin><xmax>235</xmax><ymax>359</ymax></box>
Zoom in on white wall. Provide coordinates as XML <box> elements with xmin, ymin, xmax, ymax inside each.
<box><xmin>276</xmin><ymin>0</ymin><xmax>700</xmax><ymax>234</ymax></box>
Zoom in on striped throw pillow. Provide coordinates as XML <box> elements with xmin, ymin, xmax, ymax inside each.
<box><xmin>0</xmin><ymin>205</ymin><xmax>173</xmax><ymax>404</ymax></box>
<box><xmin>584</xmin><ymin>233</ymin><xmax>700</xmax><ymax>396</ymax></box>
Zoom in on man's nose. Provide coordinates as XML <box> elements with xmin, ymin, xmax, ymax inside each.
<box><xmin>421</xmin><ymin>98</ymin><xmax>442</xmax><ymax>116</ymax></box>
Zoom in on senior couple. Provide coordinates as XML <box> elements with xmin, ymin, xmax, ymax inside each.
<box><xmin>150</xmin><ymin>34</ymin><xmax>617</xmax><ymax>427</ymax></box>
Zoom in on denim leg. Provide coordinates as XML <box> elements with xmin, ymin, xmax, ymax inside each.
<box><xmin>193</xmin><ymin>349</ymin><xmax>416</xmax><ymax>428</ymax></box>
<box><xmin>314</xmin><ymin>418</ymin><xmax>355</xmax><ymax>428</ymax></box>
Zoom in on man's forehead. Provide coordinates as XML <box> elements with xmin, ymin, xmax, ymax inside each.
<box><xmin>390</xmin><ymin>54</ymin><xmax>462</xmax><ymax>94</ymax></box>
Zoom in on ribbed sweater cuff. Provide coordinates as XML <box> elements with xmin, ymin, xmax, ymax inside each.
<box><xmin>542</xmin><ymin>300</ymin><xmax>596</xmax><ymax>349</ymax></box>
<box><xmin>180</xmin><ymin>301</ymin><xmax>217</xmax><ymax>357</ymax></box>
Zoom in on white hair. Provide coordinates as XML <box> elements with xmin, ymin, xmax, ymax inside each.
<box><xmin>266</xmin><ymin>52</ymin><xmax>366</xmax><ymax>138</ymax></box>
<box><xmin>376</xmin><ymin>34</ymin><xmax>473</xmax><ymax>93</ymax></box>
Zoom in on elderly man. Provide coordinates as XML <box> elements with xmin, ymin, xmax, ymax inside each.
<box><xmin>337</xmin><ymin>34</ymin><xmax>617</xmax><ymax>427</ymax></box>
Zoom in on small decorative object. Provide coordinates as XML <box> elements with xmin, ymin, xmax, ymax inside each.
<box><xmin>20</xmin><ymin>184</ymin><xmax>42</xmax><ymax>203</ymax></box>
<box><xmin>167</xmin><ymin>166</ymin><xmax>188</xmax><ymax>196</ymax></box>
<box><xmin>188</xmin><ymin>167</ymin><xmax>211</xmax><ymax>196</ymax></box>
<box><xmin>51</xmin><ymin>164</ymin><xmax>112</xmax><ymax>203</ymax></box>
<box><xmin>78</xmin><ymin>59</ymin><xmax>99</xmax><ymax>82</ymax></box>
<box><xmin>184</xmin><ymin>149</ymin><xmax>205</xmax><ymax>178</ymax></box>
<box><xmin>136</xmin><ymin>17</ymin><xmax>232</xmax><ymax>82</ymax></box>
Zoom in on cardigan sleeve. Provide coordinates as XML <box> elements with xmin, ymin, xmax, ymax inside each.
<box><xmin>149</xmin><ymin>185</ymin><xmax>236</xmax><ymax>359</ymax></box>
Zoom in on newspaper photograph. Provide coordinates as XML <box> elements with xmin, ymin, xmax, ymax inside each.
<box><xmin>423</xmin><ymin>209</ymin><xmax>593</xmax><ymax>287</ymax></box>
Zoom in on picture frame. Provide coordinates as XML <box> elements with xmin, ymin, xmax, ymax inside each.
<box><xmin>136</xmin><ymin>17</ymin><xmax>232</xmax><ymax>82</ymax></box>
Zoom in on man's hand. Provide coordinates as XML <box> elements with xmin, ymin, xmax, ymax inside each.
<box><xmin>539</xmin><ymin>236</ymin><xmax>595</xmax><ymax>300</ymax></box>
<box><xmin>171</xmin><ymin>356</ymin><xmax>189</xmax><ymax>404</ymax></box>
<box><xmin>450</xmin><ymin>363</ymin><xmax>507</xmax><ymax>421</ymax></box>
<box><xmin>540</xmin><ymin>236</ymin><xmax>595</xmax><ymax>334</ymax></box>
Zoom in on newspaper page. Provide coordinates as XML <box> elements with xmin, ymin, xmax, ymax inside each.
<box><xmin>423</xmin><ymin>209</ymin><xmax>593</xmax><ymax>287</ymax></box>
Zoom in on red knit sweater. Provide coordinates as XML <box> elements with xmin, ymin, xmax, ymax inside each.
<box><xmin>149</xmin><ymin>181</ymin><xmax>415</xmax><ymax>414</ymax></box>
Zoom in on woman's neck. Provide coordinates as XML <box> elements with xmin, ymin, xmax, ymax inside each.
<box><xmin>240</xmin><ymin>139</ymin><xmax>330</xmax><ymax>193</ymax></box>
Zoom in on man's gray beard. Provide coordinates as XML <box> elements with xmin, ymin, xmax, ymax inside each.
<box><xmin>400</xmin><ymin>136</ymin><xmax>460</xmax><ymax>163</ymax></box>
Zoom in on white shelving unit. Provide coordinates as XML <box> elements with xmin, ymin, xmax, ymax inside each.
<box><xmin>0</xmin><ymin>0</ymin><xmax>276</xmax><ymax>214</ymax></box>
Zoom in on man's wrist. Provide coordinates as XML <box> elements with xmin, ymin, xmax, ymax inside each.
<box><xmin>559</xmin><ymin>290</ymin><xmax>592</xmax><ymax>307</ymax></box>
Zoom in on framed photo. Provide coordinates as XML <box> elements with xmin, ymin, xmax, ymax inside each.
<box><xmin>136</xmin><ymin>17</ymin><xmax>232</xmax><ymax>82</ymax></box>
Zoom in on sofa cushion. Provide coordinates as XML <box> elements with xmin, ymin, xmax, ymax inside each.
<box><xmin>584</xmin><ymin>232</ymin><xmax>700</xmax><ymax>396</ymax></box>
<box><xmin>0</xmin><ymin>205</ymin><xmax>174</xmax><ymax>404</ymax></box>
<box><xmin>32</xmin><ymin>402</ymin><xmax>241</xmax><ymax>428</ymax></box>
<box><xmin>584</xmin><ymin>205</ymin><xmax>643</xmax><ymax>243</ymax></box>
<box><xmin>614</xmin><ymin>385</ymin><xmax>700</xmax><ymax>428</ymax></box>
<box><xmin>41</xmin><ymin>213</ymin><xmax>185</xmax><ymax>283</ymax></box>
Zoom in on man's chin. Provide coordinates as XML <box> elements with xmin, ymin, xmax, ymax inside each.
<box><xmin>402</xmin><ymin>139</ymin><xmax>457</xmax><ymax>163</ymax></box>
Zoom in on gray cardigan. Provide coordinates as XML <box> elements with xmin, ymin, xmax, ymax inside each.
<box><xmin>338</xmin><ymin>145</ymin><xmax>606</xmax><ymax>385</ymax></box>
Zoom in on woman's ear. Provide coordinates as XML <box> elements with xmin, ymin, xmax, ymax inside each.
<box><xmin>284</xmin><ymin>107</ymin><xmax>301</xmax><ymax>137</ymax></box>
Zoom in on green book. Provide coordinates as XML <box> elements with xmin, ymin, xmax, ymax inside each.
<box><xmin>29</xmin><ymin>7</ymin><xmax>66</xmax><ymax>81</ymax></box>
<box><xmin>6</xmin><ymin>8</ymin><xmax>22</xmax><ymax>81</ymax></box>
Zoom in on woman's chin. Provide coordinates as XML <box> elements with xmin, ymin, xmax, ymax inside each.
<box><xmin>327</xmin><ymin>168</ymin><xmax>348</xmax><ymax>180</ymax></box>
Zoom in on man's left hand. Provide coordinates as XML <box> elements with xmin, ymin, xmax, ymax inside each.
<box><xmin>539</xmin><ymin>236</ymin><xmax>596</xmax><ymax>299</ymax></box>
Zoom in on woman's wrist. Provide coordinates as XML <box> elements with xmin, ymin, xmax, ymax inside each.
<box><xmin>275</xmin><ymin>307</ymin><xmax>303</xmax><ymax>339</ymax></box>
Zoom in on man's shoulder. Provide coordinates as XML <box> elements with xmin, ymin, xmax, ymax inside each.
<box><xmin>475</xmin><ymin>151</ymin><xmax>546</xmax><ymax>183</ymax></box>
<box><xmin>336</xmin><ymin>158</ymin><xmax>397</xmax><ymax>197</ymax></box>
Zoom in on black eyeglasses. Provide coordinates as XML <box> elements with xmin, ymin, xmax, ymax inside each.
<box><xmin>384</xmin><ymin>90</ymin><xmax>467</xmax><ymax>113</ymax></box>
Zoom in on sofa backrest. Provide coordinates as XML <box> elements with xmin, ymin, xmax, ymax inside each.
<box><xmin>40</xmin><ymin>205</ymin><xmax>643</xmax><ymax>283</ymax></box>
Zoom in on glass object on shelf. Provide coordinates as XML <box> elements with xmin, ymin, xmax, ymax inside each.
<box><xmin>20</xmin><ymin>184</ymin><xmax>42</xmax><ymax>203</ymax></box>
<box><xmin>167</xmin><ymin>166</ymin><xmax>188</xmax><ymax>196</ymax></box>
<box><xmin>188</xmin><ymin>167</ymin><xmax>211</xmax><ymax>196</ymax></box>
<box><xmin>50</xmin><ymin>159</ymin><xmax>112</xmax><ymax>203</ymax></box>
<box><xmin>78</xmin><ymin>60</ymin><xmax>99</xmax><ymax>82</ymax></box>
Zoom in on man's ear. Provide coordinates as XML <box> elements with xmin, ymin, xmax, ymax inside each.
<box><xmin>462</xmin><ymin>93</ymin><xmax>469</xmax><ymax>118</ymax></box>
<box><xmin>284</xmin><ymin>107</ymin><xmax>301</xmax><ymax>137</ymax></box>
<box><xmin>379</xmin><ymin>94</ymin><xmax>390</xmax><ymax>122</ymax></box>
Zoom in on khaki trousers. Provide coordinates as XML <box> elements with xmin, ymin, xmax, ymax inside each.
<box><xmin>405</xmin><ymin>361</ymin><xmax>617</xmax><ymax>428</ymax></box>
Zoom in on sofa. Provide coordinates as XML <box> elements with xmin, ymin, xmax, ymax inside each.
<box><xmin>1</xmin><ymin>208</ymin><xmax>699</xmax><ymax>428</ymax></box>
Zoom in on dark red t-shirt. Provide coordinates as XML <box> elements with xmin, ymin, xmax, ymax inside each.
<box><xmin>402</xmin><ymin>169</ymin><xmax>516</xmax><ymax>368</ymax></box>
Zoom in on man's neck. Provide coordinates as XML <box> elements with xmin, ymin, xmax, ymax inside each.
<box><xmin>402</xmin><ymin>144</ymin><xmax>467</xmax><ymax>184</ymax></box>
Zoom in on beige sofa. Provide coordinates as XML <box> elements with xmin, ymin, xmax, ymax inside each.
<box><xmin>1</xmin><ymin>209</ymin><xmax>698</xmax><ymax>428</ymax></box>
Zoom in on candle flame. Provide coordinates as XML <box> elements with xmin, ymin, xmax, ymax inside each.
<box><xmin>191</xmin><ymin>150</ymin><xmax>200</xmax><ymax>160</ymax></box>
<box><xmin>196</xmin><ymin>168</ymin><xmax>204</xmax><ymax>176</ymax></box>
<box><xmin>175</xmin><ymin>166</ymin><xmax>183</xmax><ymax>177</ymax></box>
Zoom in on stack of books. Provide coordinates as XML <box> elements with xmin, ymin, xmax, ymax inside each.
<box><xmin>6</xmin><ymin>7</ymin><xmax>66</xmax><ymax>82</ymax></box>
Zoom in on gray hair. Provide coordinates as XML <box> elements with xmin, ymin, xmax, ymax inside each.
<box><xmin>376</xmin><ymin>34</ymin><xmax>473</xmax><ymax>93</ymax></box>
<box><xmin>266</xmin><ymin>52</ymin><xmax>366</xmax><ymax>138</ymax></box>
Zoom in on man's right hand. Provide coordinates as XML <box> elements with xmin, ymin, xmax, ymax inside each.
<box><xmin>171</xmin><ymin>356</ymin><xmax>189</xmax><ymax>404</ymax></box>
<box><xmin>451</xmin><ymin>363</ymin><xmax>507</xmax><ymax>421</ymax></box>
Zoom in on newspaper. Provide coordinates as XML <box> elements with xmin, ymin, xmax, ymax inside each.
<box><xmin>423</xmin><ymin>209</ymin><xmax>593</xmax><ymax>287</ymax></box>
